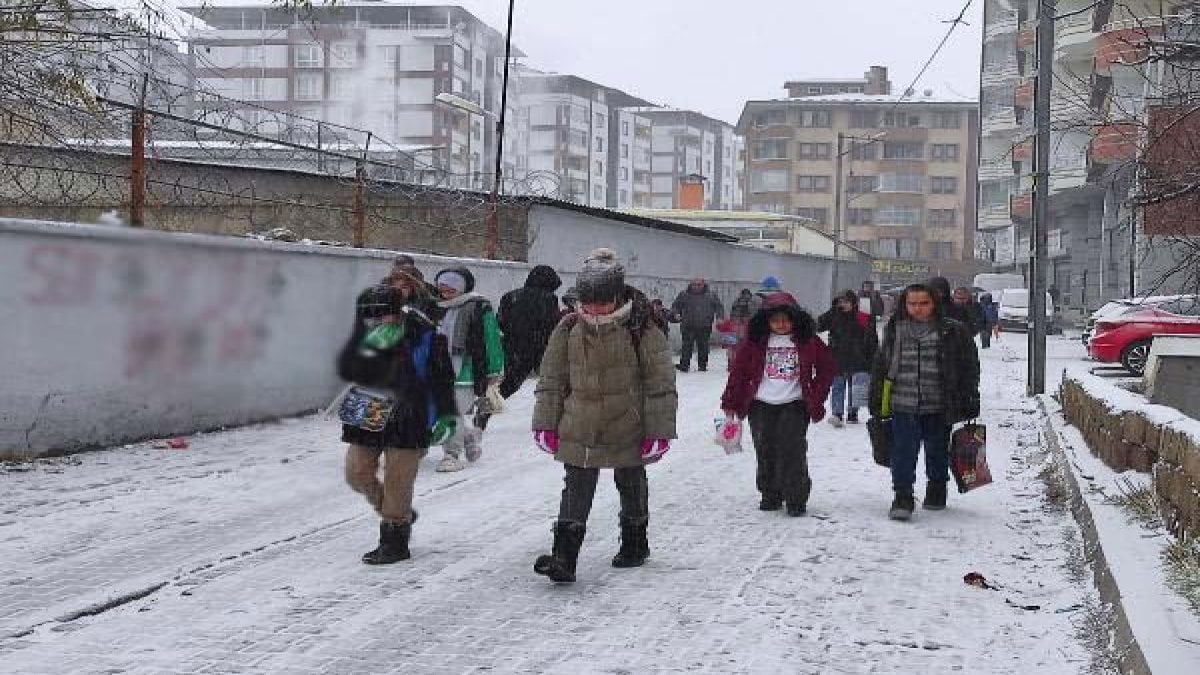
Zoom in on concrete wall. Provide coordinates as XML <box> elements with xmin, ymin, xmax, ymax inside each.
<box><xmin>0</xmin><ymin>218</ymin><xmax>533</xmax><ymax>459</ymax></box>
<box><xmin>527</xmin><ymin>204</ymin><xmax>870</xmax><ymax>312</ymax></box>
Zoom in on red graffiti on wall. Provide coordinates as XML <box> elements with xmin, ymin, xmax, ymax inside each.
<box><xmin>24</xmin><ymin>244</ymin><xmax>102</xmax><ymax>305</ymax></box>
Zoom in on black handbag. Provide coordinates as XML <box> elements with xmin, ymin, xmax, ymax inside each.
<box><xmin>866</xmin><ymin>417</ymin><xmax>892</xmax><ymax>468</ymax></box>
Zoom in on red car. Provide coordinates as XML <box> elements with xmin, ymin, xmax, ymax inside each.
<box><xmin>1089</xmin><ymin>296</ymin><xmax>1200</xmax><ymax>374</ymax></box>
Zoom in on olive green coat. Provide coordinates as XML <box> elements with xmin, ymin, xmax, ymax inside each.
<box><xmin>532</xmin><ymin>312</ymin><xmax>678</xmax><ymax>468</ymax></box>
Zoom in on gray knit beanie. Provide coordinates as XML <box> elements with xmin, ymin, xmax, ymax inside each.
<box><xmin>576</xmin><ymin>248</ymin><xmax>625</xmax><ymax>303</ymax></box>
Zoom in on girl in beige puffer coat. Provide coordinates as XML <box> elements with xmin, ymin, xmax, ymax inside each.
<box><xmin>531</xmin><ymin>248</ymin><xmax>678</xmax><ymax>583</ymax></box>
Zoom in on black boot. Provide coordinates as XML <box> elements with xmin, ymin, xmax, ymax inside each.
<box><xmin>759</xmin><ymin>495</ymin><xmax>783</xmax><ymax>511</ymax></box>
<box><xmin>611</xmin><ymin>522</ymin><xmax>649</xmax><ymax>568</ymax></box>
<box><xmin>923</xmin><ymin>481</ymin><xmax>948</xmax><ymax>510</ymax></box>
<box><xmin>889</xmin><ymin>488</ymin><xmax>916</xmax><ymax>521</ymax></box>
<box><xmin>362</xmin><ymin>521</ymin><xmax>411</xmax><ymax>564</ymax></box>
<box><xmin>534</xmin><ymin>521</ymin><xmax>586</xmax><ymax>583</ymax></box>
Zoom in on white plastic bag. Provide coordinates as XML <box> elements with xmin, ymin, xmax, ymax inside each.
<box><xmin>713</xmin><ymin>416</ymin><xmax>744</xmax><ymax>455</ymax></box>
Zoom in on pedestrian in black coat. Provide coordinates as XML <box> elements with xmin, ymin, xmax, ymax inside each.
<box><xmin>498</xmin><ymin>265</ymin><xmax>563</xmax><ymax>398</ymax></box>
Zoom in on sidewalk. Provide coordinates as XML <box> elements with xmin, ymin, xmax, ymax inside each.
<box><xmin>0</xmin><ymin>343</ymin><xmax>1098</xmax><ymax>673</ymax></box>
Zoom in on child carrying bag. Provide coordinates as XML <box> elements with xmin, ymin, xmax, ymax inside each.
<box><xmin>337</xmin><ymin>386</ymin><xmax>398</xmax><ymax>432</ymax></box>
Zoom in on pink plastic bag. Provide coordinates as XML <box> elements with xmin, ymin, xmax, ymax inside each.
<box><xmin>713</xmin><ymin>416</ymin><xmax>744</xmax><ymax>454</ymax></box>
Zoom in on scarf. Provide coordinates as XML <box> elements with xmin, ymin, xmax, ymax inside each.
<box><xmin>579</xmin><ymin>301</ymin><xmax>633</xmax><ymax>327</ymax></box>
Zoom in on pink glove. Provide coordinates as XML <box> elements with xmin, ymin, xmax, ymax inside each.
<box><xmin>534</xmin><ymin>430</ymin><xmax>560</xmax><ymax>455</ymax></box>
<box><xmin>641</xmin><ymin>438</ymin><xmax>671</xmax><ymax>462</ymax></box>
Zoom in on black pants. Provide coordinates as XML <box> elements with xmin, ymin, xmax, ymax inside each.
<box><xmin>557</xmin><ymin>464</ymin><xmax>648</xmax><ymax>526</ymax></box>
<box><xmin>747</xmin><ymin>400</ymin><xmax>812</xmax><ymax>507</ymax></box>
<box><xmin>979</xmin><ymin>328</ymin><xmax>992</xmax><ymax>349</ymax></box>
<box><xmin>679</xmin><ymin>325</ymin><xmax>712</xmax><ymax>370</ymax></box>
<box><xmin>499</xmin><ymin>347</ymin><xmax>539</xmax><ymax>398</ymax></box>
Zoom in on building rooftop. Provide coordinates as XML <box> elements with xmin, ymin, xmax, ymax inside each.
<box><xmin>755</xmin><ymin>93</ymin><xmax>977</xmax><ymax>105</ymax></box>
<box><xmin>785</xmin><ymin>78</ymin><xmax>870</xmax><ymax>84</ymax></box>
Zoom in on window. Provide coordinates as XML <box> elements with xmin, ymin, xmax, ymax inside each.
<box><xmin>595</xmin><ymin>112</ymin><xmax>606</xmax><ymax>128</ymax></box>
<box><xmin>928</xmin><ymin>209</ymin><xmax>957</xmax><ymax>227</ymax></box>
<box><xmin>453</xmin><ymin>44</ymin><xmax>467</xmax><ymax>68</ymax></box>
<box><xmin>751</xmin><ymin>139</ymin><xmax>789</xmax><ymax>160</ymax></box>
<box><xmin>847</xmin><ymin>208</ymin><xmax>874</xmax><ymax>225</ymax></box>
<box><xmin>594</xmin><ymin>160</ymin><xmax>604</xmax><ymax>176</ymax></box>
<box><xmin>878</xmin><ymin>173</ymin><xmax>923</xmax><ymax>192</ymax></box>
<box><xmin>883</xmin><ymin>142</ymin><xmax>924</xmax><ymax>159</ymax></box>
<box><xmin>243</xmin><ymin>45</ymin><xmax>264</xmax><ymax>66</ymax></box>
<box><xmin>932</xmin><ymin>111</ymin><xmax>962</xmax><ymax>129</ymax></box>
<box><xmin>243</xmin><ymin>78</ymin><xmax>267</xmax><ymax>101</ymax></box>
<box><xmin>795</xmin><ymin>175</ymin><xmax>831</xmax><ymax>192</ymax></box>
<box><xmin>929</xmin><ymin>242</ymin><xmax>956</xmax><ymax>260</ymax></box>
<box><xmin>620</xmin><ymin>143</ymin><xmax>629</xmax><ymax>158</ymax></box>
<box><xmin>378</xmin><ymin>45</ymin><xmax>398</xmax><ymax>66</ymax></box>
<box><xmin>293</xmin><ymin>73</ymin><xmax>322</xmax><ymax>101</ymax></box>
<box><xmin>594</xmin><ymin>136</ymin><xmax>604</xmax><ymax>152</ymax></box>
<box><xmin>330</xmin><ymin>41</ymin><xmax>356</xmax><ymax>67</ymax></box>
<box><xmin>849</xmin><ymin>142</ymin><xmax>877</xmax><ymax>160</ymax></box>
<box><xmin>330</xmin><ymin>73</ymin><xmax>352</xmax><ymax>100</ymax></box>
<box><xmin>619</xmin><ymin>166</ymin><xmax>629</xmax><ymax>180</ymax></box>
<box><xmin>569</xmin><ymin>129</ymin><xmax>587</xmax><ymax>147</ymax></box>
<box><xmin>930</xmin><ymin>176</ymin><xmax>959</xmax><ymax>194</ymax></box>
<box><xmin>750</xmin><ymin>169</ymin><xmax>788</xmax><ymax>192</ymax></box>
<box><xmin>846</xmin><ymin>174</ymin><xmax>878</xmax><ymax>193</ymax></box>
<box><xmin>875</xmin><ymin>238</ymin><xmax>898</xmax><ymax>258</ymax></box>
<box><xmin>794</xmin><ymin>207</ymin><xmax>828</xmax><ymax>225</ymax></box>
<box><xmin>807</xmin><ymin>86</ymin><xmax>822</xmax><ymax>94</ymax></box>
<box><xmin>798</xmin><ymin>143</ymin><xmax>832</xmax><ymax>160</ymax></box>
<box><xmin>883</xmin><ymin>111</ymin><xmax>921</xmax><ymax>128</ymax></box>
<box><xmin>798</xmin><ymin>109</ymin><xmax>832</xmax><ymax>127</ymax></box>
<box><xmin>877</xmin><ymin>206</ymin><xmax>922</xmax><ymax>226</ymax></box>
<box><xmin>753</xmin><ymin>109</ymin><xmax>788</xmax><ymax>127</ymax></box>
<box><xmin>931</xmin><ymin>144</ymin><xmax>960</xmax><ymax>161</ymax></box>
<box><xmin>849</xmin><ymin>110</ymin><xmax>878</xmax><ymax>128</ymax></box>
<box><xmin>294</xmin><ymin>43</ymin><xmax>321</xmax><ymax>68</ymax></box>
<box><xmin>898</xmin><ymin>238</ymin><xmax>920</xmax><ymax>259</ymax></box>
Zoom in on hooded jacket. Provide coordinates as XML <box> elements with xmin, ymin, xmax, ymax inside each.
<box><xmin>533</xmin><ymin>286</ymin><xmax>677</xmax><ymax>468</ymax></box>
<box><xmin>435</xmin><ymin>266</ymin><xmax>505</xmax><ymax>396</ymax></box>
<box><xmin>721</xmin><ymin>297</ymin><xmax>835</xmax><ymax>421</ymax></box>
<box><xmin>671</xmin><ymin>281</ymin><xmax>725</xmax><ymax>329</ymax></box>
<box><xmin>498</xmin><ymin>265</ymin><xmax>563</xmax><ymax>363</ymax></box>
<box><xmin>817</xmin><ymin>293</ymin><xmax>879</xmax><ymax>373</ymax></box>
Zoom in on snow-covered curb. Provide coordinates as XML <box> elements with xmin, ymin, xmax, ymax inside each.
<box><xmin>1040</xmin><ymin>395</ymin><xmax>1200</xmax><ymax>674</ymax></box>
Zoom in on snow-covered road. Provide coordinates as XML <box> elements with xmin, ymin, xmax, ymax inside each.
<box><xmin>1</xmin><ymin>335</ymin><xmax>1102</xmax><ymax>674</ymax></box>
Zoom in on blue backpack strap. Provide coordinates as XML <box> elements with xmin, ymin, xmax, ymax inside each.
<box><xmin>410</xmin><ymin>329</ymin><xmax>438</xmax><ymax>428</ymax></box>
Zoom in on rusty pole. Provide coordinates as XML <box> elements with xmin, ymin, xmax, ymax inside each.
<box><xmin>353</xmin><ymin>158</ymin><xmax>366</xmax><ymax>247</ymax></box>
<box><xmin>130</xmin><ymin>74</ymin><xmax>149</xmax><ymax>227</ymax></box>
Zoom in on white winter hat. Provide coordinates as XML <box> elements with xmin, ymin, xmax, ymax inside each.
<box><xmin>436</xmin><ymin>271</ymin><xmax>468</xmax><ymax>294</ymax></box>
<box><xmin>576</xmin><ymin>248</ymin><xmax>625</xmax><ymax>303</ymax></box>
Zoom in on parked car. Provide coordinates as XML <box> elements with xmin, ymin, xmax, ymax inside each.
<box><xmin>997</xmin><ymin>288</ymin><xmax>1056</xmax><ymax>333</ymax></box>
<box><xmin>1088</xmin><ymin>296</ymin><xmax>1200</xmax><ymax>374</ymax></box>
<box><xmin>1080</xmin><ymin>295</ymin><xmax>1188</xmax><ymax>346</ymax></box>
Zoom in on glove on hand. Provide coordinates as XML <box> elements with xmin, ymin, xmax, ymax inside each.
<box><xmin>430</xmin><ymin>416</ymin><xmax>457</xmax><ymax>445</ymax></box>
<box><xmin>640</xmin><ymin>438</ymin><xmax>671</xmax><ymax>462</ymax></box>
<box><xmin>534</xmin><ymin>430</ymin><xmax>560</xmax><ymax>455</ymax></box>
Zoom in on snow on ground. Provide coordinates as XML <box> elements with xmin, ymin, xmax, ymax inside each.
<box><xmin>0</xmin><ymin>337</ymin><xmax>1102</xmax><ymax>674</ymax></box>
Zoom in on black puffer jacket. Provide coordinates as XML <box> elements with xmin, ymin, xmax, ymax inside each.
<box><xmin>337</xmin><ymin>296</ymin><xmax>457</xmax><ymax>449</ymax></box>
<box><xmin>867</xmin><ymin>311</ymin><xmax>980</xmax><ymax>424</ymax></box>
<box><xmin>499</xmin><ymin>265</ymin><xmax>562</xmax><ymax>363</ymax></box>
<box><xmin>817</xmin><ymin>307</ymin><xmax>878</xmax><ymax>373</ymax></box>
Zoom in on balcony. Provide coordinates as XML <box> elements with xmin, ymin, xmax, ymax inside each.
<box><xmin>1050</xmin><ymin>95</ymin><xmax>1093</xmax><ymax>126</ymax></box>
<box><xmin>1014</xmin><ymin>80</ymin><xmax>1034</xmax><ymax>110</ymax></box>
<box><xmin>1095</xmin><ymin>17</ymin><xmax>1169</xmax><ymax>74</ymax></box>
<box><xmin>983</xmin><ymin>107</ymin><xmax>1020</xmax><ymax>134</ymax></box>
<box><xmin>1010</xmin><ymin>190</ymin><xmax>1033</xmax><ymax>223</ymax></box>
<box><xmin>1087</xmin><ymin>121</ymin><xmax>1140</xmax><ymax>174</ymax></box>
<box><xmin>1055</xmin><ymin>10</ymin><xmax>1097</xmax><ymax>62</ymax></box>
<box><xmin>979</xmin><ymin>203</ymin><xmax>1013</xmax><ymax>231</ymax></box>
<box><xmin>979</xmin><ymin>159</ymin><xmax>1015</xmax><ymax>181</ymax></box>
<box><xmin>982</xmin><ymin>61</ymin><xmax>1020</xmax><ymax>88</ymax></box>
<box><xmin>985</xmin><ymin>14</ymin><xmax>1019</xmax><ymax>40</ymax></box>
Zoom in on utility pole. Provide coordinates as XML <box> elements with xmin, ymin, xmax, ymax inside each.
<box><xmin>832</xmin><ymin>132</ymin><xmax>845</xmax><ymax>295</ymax></box>
<box><xmin>1028</xmin><ymin>0</ymin><xmax>1055</xmax><ymax>396</ymax></box>
<box><xmin>485</xmin><ymin>0</ymin><xmax>516</xmax><ymax>259</ymax></box>
<box><xmin>130</xmin><ymin>74</ymin><xmax>149</xmax><ymax>227</ymax></box>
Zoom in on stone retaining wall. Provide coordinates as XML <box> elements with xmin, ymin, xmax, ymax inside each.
<box><xmin>1059</xmin><ymin>373</ymin><xmax>1200</xmax><ymax>542</ymax></box>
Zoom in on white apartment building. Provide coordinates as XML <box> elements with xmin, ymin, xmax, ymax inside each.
<box><xmin>180</xmin><ymin>2</ymin><xmax>525</xmax><ymax>186</ymax></box>
<box><xmin>627</xmin><ymin>107</ymin><xmax>741</xmax><ymax>211</ymax></box>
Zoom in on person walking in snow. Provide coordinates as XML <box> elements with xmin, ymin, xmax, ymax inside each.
<box><xmin>868</xmin><ymin>283</ymin><xmax>980</xmax><ymax>521</ymax></box>
<box><xmin>433</xmin><ymin>266</ymin><xmax>505</xmax><ymax>472</ymax></box>
<box><xmin>979</xmin><ymin>292</ymin><xmax>1000</xmax><ymax>348</ymax></box>
<box><xmin>497</xmin><ymin>265</ymin><xmax>562</xmax><ymax>398</ymax></box>
<box><xmin>337</xmin><ymin>277</ymin><xmax>457</xmax><ymax>564</ymax></box>
<box><xmin>721</xmin><ymin>292</ymin><xmax>834</xmax><ymax>516</ymax></box>
<box><xmin>531</xmin><ymin>248</ymin><xmax>677</xmax><ymax>583</ymax></box>
<box><xmin>817</xmin><ymin>290</ymin><xmax>878</xmax><ymax>427</ymax></box>
<box><xmin>671</xmin><ymin>277</ymin><xmax>725</xmax><ymax>372</ymax></box>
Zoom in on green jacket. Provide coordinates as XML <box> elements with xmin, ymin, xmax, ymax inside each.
<box><xmin>533</xmin><ymin>298</ymin><xmax>677</xmax><ymax>469</ymax></box>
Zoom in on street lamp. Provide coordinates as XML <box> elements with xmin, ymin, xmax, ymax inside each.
<box><xmin>832</xmin><ymin>130</ymin><xmax>887</xmax><ymax>293</ymax></box>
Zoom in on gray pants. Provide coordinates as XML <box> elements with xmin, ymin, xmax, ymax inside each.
<box><xmin>557</xmin><ymin>463</ymin><xmax>648</xmax><ymax>526</ymax></box>
<box><xmin>442</xmin><ymin>386</ymin><xmax>482</xmax><ymax>460</ymax></box>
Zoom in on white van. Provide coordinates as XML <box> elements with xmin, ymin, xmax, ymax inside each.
<box><xmin>997</xmin><ymin>288</ymin><xmax>1057</xmax><ymax>333</ymax></box>
<box><xmin>973</xmin><ymin>273</ymin><xmax>1025</xmax><ymax>294</ymax></box>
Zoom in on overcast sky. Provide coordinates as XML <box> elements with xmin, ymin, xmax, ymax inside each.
<box><xmin>454</xmin><ymin>0</ymin><xmax>984</xmax><ymax>124</ymax></box>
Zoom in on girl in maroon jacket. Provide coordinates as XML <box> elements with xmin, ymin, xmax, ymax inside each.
<box><xmin>720</xmin><ymin>292</ymin><xmax>835</xmax><ymax>516</ymax></box>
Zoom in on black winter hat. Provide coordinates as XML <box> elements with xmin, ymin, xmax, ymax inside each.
<box><xmin>357</xmin><ymin>284</ymin><xmax>404</xmax><ymax>319</ymax></box>
<box><xmin>576</xmin><ymin>248</ymin><xmax>625</xmax><ymax>303</ymax></box>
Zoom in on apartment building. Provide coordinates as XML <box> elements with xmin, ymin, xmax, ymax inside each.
<box><xmin>737</xmin><ymin>67</ymin><xmax>980</xmax><ymax>286</ymax></box>
<box><xmin>180</xmin><ymin>2</ymin><xmax>524</xmax><ymax>185</ymax></box>
<box><xmin>625</xmin><ymin>107</ymin><xmax>741</xmax><ymax>210</ymax></box>
<box><xmin>979</xmin><ymin>0</ymin><xmax>1196</xmax><ymax>315</ymax></box>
